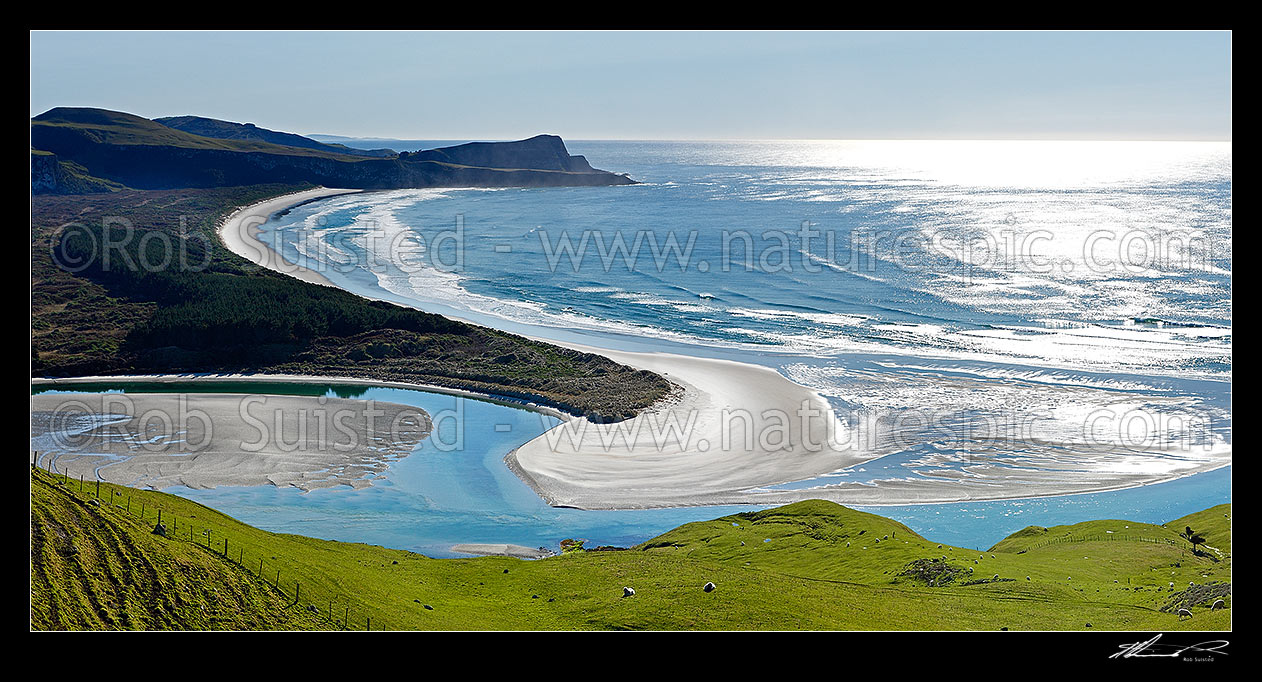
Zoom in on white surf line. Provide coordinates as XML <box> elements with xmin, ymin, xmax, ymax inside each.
<box><xmin>202</xmin><ymin>188</ymin><xmax>1232</xmax><ymax>510</ymax></box>
<box><xmin>217</xmin><ymin>186</ymin><xmax>364</xmax><ymax>287</ymax></box>
<box><xmin>212</xmin><ymin>188</ymin><xmax>877</xmax><ymax>509</ymax></box>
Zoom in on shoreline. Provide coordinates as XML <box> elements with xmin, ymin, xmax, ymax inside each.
<box><xmin>217</xmin><ymin>186</ymin><xmax>363</xmax><ymax>287</ymax></box>
<box><xmin>79</xmin><ymin>187</ymin><xmax>1225</xmax><ymax>509</ymax></box>
<box><xmin>31</xmin><ymin>373</ymin><xmax>1232</xmax><ymax>509</ymax></box>
<box><xmin>30</xmin><ymin>390</ymin><xmax>431</xmax><ymax>492</ymax></box>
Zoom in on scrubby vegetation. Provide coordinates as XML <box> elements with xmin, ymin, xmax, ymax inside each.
<box><xmin>31</xmin><ymin>186</ymin><xmax>672</xmax><ymax>421</ymax></box>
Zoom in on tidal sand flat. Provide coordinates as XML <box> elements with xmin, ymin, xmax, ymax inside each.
<box><xmin>30</xmin><ymin>391</ymin><xmax>430</xmax><ymax>491</ymax></box>
<box><xmin>450</xmin><ymin>543</ymin><xmax>555</xmax><ymax>559</ymax></box>
<box><xmin>508</xmin><ymin>344</ymin><xmax>867</xmax><ymax>509</ymax></box>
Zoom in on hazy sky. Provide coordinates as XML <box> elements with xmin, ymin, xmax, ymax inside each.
<box><xmin>30</xmin><ymin>30</ymin><xmax>1231</xmax><ymax>141</ymax></box>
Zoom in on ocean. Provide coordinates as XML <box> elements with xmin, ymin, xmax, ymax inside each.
<box><xmin>262</xmin><ymin>140</ymin><xmax>1232</xmax><ymax>483</ymax></box>
<box><xmin>36</xmin><ymin>140</ymin><xmax>1232</xmax><ymax>556</ymax></box>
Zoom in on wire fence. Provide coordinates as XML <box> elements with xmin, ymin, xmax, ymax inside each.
<box><xmin>1024</xmin><ymin>532</ymin><xmax>1186</xmax><ymax>552</ymax></box>
<box><xmin>32</xmin><ymin>452</ymin><xmax>378</xmax><ymax>631</ymax></box>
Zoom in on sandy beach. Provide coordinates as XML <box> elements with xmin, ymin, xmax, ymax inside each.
<box><xmin>217</xmin><ymin>187</ymin><xmax>363</xmax><ymax>286</ymax></box>
<box><xmin>31</xmin><ymin>391</ymin><xmax>430</xmax><ymax>491</ymax></box>
<box><xmin>450</xmin><ymin>544</ymin><xmax>556</xmax><ymax>559</ymax></box>
<box><xmin>38</xmin><ymin>188</ymin><xmax>1224</xmax><ymax>509</ymax></box>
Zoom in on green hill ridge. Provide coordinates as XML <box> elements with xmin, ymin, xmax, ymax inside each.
<box><xmin>30</xmin><ymin>469</ymin><xmax>1231</xmax><ymax>631</ymax></box>
<box><xmin>30</xmin><ymin>107</ymin><xmax>634</xmax><ymax>194</ymax></box>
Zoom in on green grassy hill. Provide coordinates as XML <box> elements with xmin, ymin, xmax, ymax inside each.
<box><xmin>33</xmin><ymin>108</ymin><xmax>365</xmax><ymax>157</ymax></box>
<box><xmin>29</xmin><ymin>470</ymin><xmax>1231</xmax><ymax>631</ymax></box>
<box><xmin>31</xmin><ymin>469</ymin><xmax>318</xmax><ymax>630</ymax></box>
<box><xmin>1168</xmin><ymin>504</ymin><xmax>1232</xmax><ymax>555</ymax></box>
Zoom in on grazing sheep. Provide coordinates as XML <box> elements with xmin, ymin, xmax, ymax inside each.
<box><xmin>1026</xmin><ymin>576</ymin><xmax>1031</xmax><ymax>581</ymax></box>
<box><xmin>1212</xmin><ymin>599</ymin><xmax>1225</xmax><ymax>610</ymax></box>
<box><xmin>993</xmin><ymin>574</ymin><xmax>999</xmax><ymax>580</ymax></box>
<box><xmin>937</xmin><ymin>545</ymin><xmax>943</xmax><ymax>549</ymax></box>
<box><xmin>1177</xmin><ymin>608</ymin><xmax>1192</xmax><ymax>619</ymax></box>
<box><xmin>703</xmin><ymin>582</ymin><xmax>716</xmax><ymax>593</ymax></box>
<box><xmin>623</xmin><ymin>587</ymin><xmax>636</xmax><ymax>598</ymax></box>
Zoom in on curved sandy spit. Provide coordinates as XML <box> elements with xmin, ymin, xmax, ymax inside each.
<box><xmin>199</xmin><ymin>189</ymin><xmax>1231</xmax><ymax>509</ymax></box>
<box><xmin>218</xmin><ymin>187</ymin><xmax>363</xmax><ymax>286</ymax></box>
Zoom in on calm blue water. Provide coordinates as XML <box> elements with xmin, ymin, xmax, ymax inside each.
<box><xmin>35</xmin><ymin>141</ymin><xmax>1233</xmax><ymax>557</ymax></box>
<box><xmin>34</xmin><ymin>383</ymin><xmax>1231</xmax><ymax>555</ymax></box>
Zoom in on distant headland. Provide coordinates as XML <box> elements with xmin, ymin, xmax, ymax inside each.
<box><xmin>31</xmin><ymin>107</ymin><xmax>636</xmax><ymax>195</ymax></box>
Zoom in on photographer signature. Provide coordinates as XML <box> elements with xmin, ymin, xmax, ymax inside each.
<box><xmin>1111</xmin><ymin>634</ymin><xmax>1229</xmax><ymax>659</ymax></box>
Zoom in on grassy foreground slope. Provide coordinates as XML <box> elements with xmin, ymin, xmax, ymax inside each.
<box><xmin>30</xmin><ymin>471</ymin><xmax>1230</xmax><ymax>631</ymax></box>
<box><xmin>31</xmin><ymin>470</ymin><xmax>318</xmax><ymax>630</ymax></box>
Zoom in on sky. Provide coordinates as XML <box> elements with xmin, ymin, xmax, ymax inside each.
<box><xmin>30</xmin><ymin>30</ymin><xmax>1231</xmax><ymax>141</ymax></box>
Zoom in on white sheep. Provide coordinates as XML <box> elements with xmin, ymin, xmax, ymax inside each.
<box><xmin>1177</xmin><ymin>608</ymin><xmax>1192</xmax><ymax>619</ymax></box>
<box><xmin>622</xmin><ymin>587</ymin><xmax>636</xmax><ymax>597</ymax></box>
<box><xmin>1211</xmin><ymin>599</ymin><xmax>1225</xmax><ymax>610</ymax></box>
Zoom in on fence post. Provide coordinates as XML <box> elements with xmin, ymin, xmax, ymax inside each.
<box><xmin>95</xmin><ymin>478</ymin><xmax>100</xmax><ymax>499</ymax></box>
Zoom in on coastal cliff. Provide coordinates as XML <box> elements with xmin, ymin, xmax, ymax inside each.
<box><xmin>31</xmin><ymin>108</ymin><xmax>635</xmax><ymax>194</ymax></box>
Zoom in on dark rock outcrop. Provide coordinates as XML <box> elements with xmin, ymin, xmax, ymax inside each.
<box><xmin>412</xmin><ymin>134</ymin><xmax>603</xmax><ymax>173</ymax></box>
